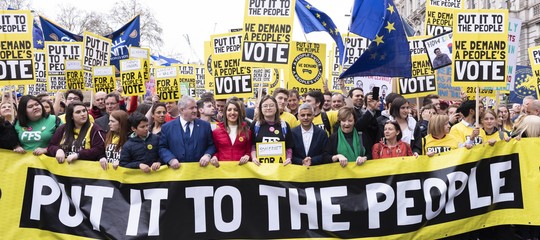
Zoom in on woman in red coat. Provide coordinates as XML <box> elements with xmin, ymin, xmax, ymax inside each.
<box><xmin>372</xmin><ymin>120</ymin><xmax>415</xmax><ymax>159</ymax></box>
<box><xmin>210</xmin><ymin>98</ymin><xmax>252</xmax><ymax>166</ymax></box>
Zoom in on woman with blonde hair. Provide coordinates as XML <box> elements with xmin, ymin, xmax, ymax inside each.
<box><xmin>99</xmin><ymin>110</ymin><xmax>130</xmax><ymax>170</ymax></box>
<box><xmin>422</xmin><ymin>114</ymin><xmax>458</xmax><ymax>157</ymax></box>
<box><xmin>481</xmin><ymin>108</ymin><xmax>510</xmax><ymax>146</ymax></box>
<box><xmin>512</xmin><ymin>115</ymin><xmax>540</xmax><ymax>138</ymax></box>
<box><xmin>324</xmin><ymin>107</ymin><xmax>367</xmax><ymax>166</ymax></box>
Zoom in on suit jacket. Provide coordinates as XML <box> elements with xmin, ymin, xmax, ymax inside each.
<box><xmin>291</xmin><ymin>124</ymin><xmax>328</xmax><ymax>165</ymax></box>
<box><xmin>159</xmin><ymin>118</ymin><xmax>216</xmax><ymax>163</ymax></box>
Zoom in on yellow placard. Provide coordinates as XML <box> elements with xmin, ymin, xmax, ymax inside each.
<box><xmin>528</xmin><ymin>45</ymin><xmax>540</xmax><ymax>94</ymax></box>
<box><xmin>211</xmin><ymin>32</ymin><xmax>253</xmax><ymax>99</ymax></box>
<box><xmin>129</xmin><ymin>46</ymin><xmax>150</xmax><ymax>81</ymax></box>
<box><xmin>155</xmin><ymin>66</ymin><xmax>181</xmax><ymax>102</ymax></box>
<box><xmin>398</xmin><ymin>36</ymin><xmax>437</xmax><ymax>98</ymax></box>
<box><xmin>288</xmin><ymin>41</ymin><xmax>326</xmax><ymax>95</ymax></box>
<box><xmin>64</xmin><ymin>59</ymin><xmax>85</xmax><ymax>90</ymax></box>
<box><xmin>194</xmin><ymin>64</ymin><xmax>206</xmax><ymax>98</ymax></box>
<box><xmin>452</xmin><ymin>9</ymin><xmax>509</xmax><ymax>88</ymax></box>
<box><xmin>83</xmin><ymin>31</ymin><xmax>112</xmax><ymax>89</ymax></box>
<box><xmin>92</xmin><ymin>65</ymin><xmax>116</xmax><ymax>93</ymax></box>
<box><xmin>45</xmin><ymin>42</ymin><xmax>83</xmax><ymax>92</ymax></box>
<box><xmin>203</xmin><ymin>41</ymin><xmax>214</xmax><ymax>93</ymax></box>
<box><xmin>176</xmin><ymin>64</ymin><xmax>197</xmax><ymax>98</ymax></box>
<box><xmin>0</xmin><ymin>10</ymin><xmax>35</xmax><ymax>86</ymax></box>
<box><xmin>424</xmin><ymin>0</ymin><xmax>464</xmax><ymax>36</ymax></box>
<box><xmin>120</xmin><ymin>58</ymin><xmax>146</xmax><ymax>96</ymax></box>
<box><xmin>26</xmin><ymin>50</ymin><xmax>46</xmax><ymax>96</ymax></box>
<box><xmin>255</xmin><ymin>141</ymin><xmax>286</xmax><ymax>164</ymax></box>
<box><xmin>241</xmin><ymin>0</ymin><xmax>295</xmax><ymax>68</ymax></box>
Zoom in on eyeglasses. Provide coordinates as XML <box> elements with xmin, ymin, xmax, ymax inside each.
<box><xmin>262</xmin><ymin>104</ymin><xmax>275</xmax><ymax>109</ymax></box>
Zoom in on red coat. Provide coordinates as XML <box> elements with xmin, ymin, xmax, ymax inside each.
<box><xmin>212</xmin><ymin>122</ymin><xmax>252</xmax><ymax>161</ymax></box>
<box><xmin>372</xmin><ymin>140</ymin><xmax>413</xmax><ymax>159</ymax></box>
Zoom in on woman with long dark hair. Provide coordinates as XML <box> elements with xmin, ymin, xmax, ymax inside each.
<box><xmin>250</xmin><ymin>95</ymin><xmax>293</xmax><ymax>165</ymax></box>
<box><xmin>211</xmin><ymin>98</ymin><xmax>252</xmax><ymax>165</ymax></box>
<box><xmin>150</xmin><ymin>102</ymin><xmax>167</xmax><ymax>135</ymax></box>
<box><xmin>99</xmin><ymin>110</ymin><xmax>129</xmax><ymax>170</ymax></box>
<box><xmin>377</xmin><ymin>97</ymin><xmax>422</xmax><ymax>154</ymax></box>
<box><xmin>47</xmin><ymin>101</ymin><xmax>105</xmax><ymax>163</ymax></box>
<box><xmin>14</xmin><ymin>95</ymin><xmax>59</xmax><ymax>155</ymax></box>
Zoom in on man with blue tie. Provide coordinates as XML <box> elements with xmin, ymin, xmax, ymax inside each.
<box><xmin>288</xmin><ymin>103</ymin><xmax>328</xmax><ymax>166</ymax></box>
<box><xmin>159</xmin><ymin>96</ymin><xmax>216</xmax><ymax>168</ymax></box>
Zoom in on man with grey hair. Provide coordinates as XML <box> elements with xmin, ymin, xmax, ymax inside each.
<box><xmin>526</xmin><ymin>100</ymin><xmax>540</xmax><ymax>116</ymax></box>
<box><xmin>288</xmin><ymin>103</ymin><xmax>328</xmax><ymax>166</ymax></box>
<box><xmin>159</xmin><ymin>96</ymin><xmax>216</xmax><ymax>169</ymax></box>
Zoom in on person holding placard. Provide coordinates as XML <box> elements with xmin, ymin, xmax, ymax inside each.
<box><xmin>99</xmin><ymin>110</ymin><xmax>129</xmax><ymax>170</ymax></box>
<box><xmin>421</xmin><ymin>115</ymin><xmax>458</xmax><ymax>157</ymax></box>
<box><xmin>211</xmin><ymin>98</ymin><xmax>252</xmax><ymax>165</ymax></box>
<box><xmin>290</xmin><ymin>103</ymin><xmax>328</xmax><ymax>166</ymax></box>
<box><xmin>47</xmin><ymin>101</ymin><xmax>105</xmax><ymax>163</ymax></box>
<box><xmin>449</xmin><ymin>100</ymin><xmax>486</xmax><ymax>149</ymax></box>
<box><xmin>372</xmin><ymin>120</ymin><xmax>414</xmax><ymax>159</ymax></box>
<box><xmin>250</xmin><ymin>95</ymin><xmax>294</xmax><ymax>166</ymax></box>
<box><xmin>323</xmin><ymin>107</ymin><xmax>367</xmax><ymax>167</ymax></box>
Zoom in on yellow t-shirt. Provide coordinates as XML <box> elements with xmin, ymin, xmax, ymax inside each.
<box><xmin>483</xmin><ymin>128</ymin><xmax>509</xmax><ymax>143</ymax></box>
<box><xmin>422</xmin><ymin>134</ymin><xmax>458</xmax><ymax>155</ymax></box>
<box><xmin>449</xmin><ymin>120</ymin><xmax>486</xmax><ymax>146</ymax></box>
<box><xmin>59</xmin><ymin>114</ymin><xmax>95</xmax><ymax>124</ymax></box>
<box><xmin>281</xmin><ymin>111</ymin><xmax>298</xmax><ymax>129</ymax></box>
<box><xmin>297</xmin><ymin>110</ymin><xmax>339</xmax><ymax>136</ymax></box>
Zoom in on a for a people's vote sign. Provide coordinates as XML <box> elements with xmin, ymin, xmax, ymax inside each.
<box><xmin>65</xmin><ymin>60</ymin><xmax>84</xmax><ymax>90</ymax></box>
<box><xmin>0</xmin><ymin>10</ymin><xmax>35</xmax><ymax>86</ymax></box>
<box><xmin>120</xmin><ymin>59</ymin><xmax>145</xmax><ymax>96</ymax></box>
<box><xmin>398</xmin><ymin>36</ymin><xmax>437</xmax><ymax>98</ymax></box>
<box><xmin>242</xmin><ymin>0</ymin><xmax>295</xmax><ymax>68</ymax></box>
<box><xmin>129</xmin><ymin>47</ymin><xmax>150</xmax><ymax>81</ymax></box>
<box><xmin>452</xmin><ymin>9</ymin><xmax>508</xmax><ymax>87</ymax></box>
<box><xmin>45</xmin><ymin>42</ymin><xmax>83</xmax><ymax>92</ymax></box>
<box><xmin>92</xmin><ymin>66</ymin><xmax>116</xmax><ymax>94</ymax></box>
<box><xmin>155</xmin><ymin>66</ymin><xmax>181</xmax><ymax>102</ymax></box>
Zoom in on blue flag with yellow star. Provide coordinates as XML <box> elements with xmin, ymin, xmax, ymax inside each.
<box><xmin>33</xmin><ymin>19</ymin><xmax>45</xmax><ymax>49</ymax></box>
<box><xmin>295</xmin><ymin>0</ymin><xmax>345</xmax><ymax>64</ymax></box>
<box><xmin>349</xmin><ymin>0</ymin><xmax>385</xmax><ymax>40</ymax></box>
<box><xmin>340</xmin><ymin>0</ymin><xmax>412</xmax><ymax>78</ymax></box>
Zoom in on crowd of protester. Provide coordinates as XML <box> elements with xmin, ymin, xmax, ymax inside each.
<box><xmin>1</xmin><ymin>85</ymin><xmax>538</xmax><ymax>169</ymax></box>
<box><xmin>1</xmin><ymin>84</ymin><xmax>539</xmax><ymax>238</ymax></box>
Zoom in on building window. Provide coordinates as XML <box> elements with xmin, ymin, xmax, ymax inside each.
<box><xmin>534</xmin><ymin>4</ymin><xmax>540</xmax><ymax>16</ymax></box>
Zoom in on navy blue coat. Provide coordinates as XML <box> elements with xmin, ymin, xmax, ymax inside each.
<box><xmin>120</xmin><ymin>133</ymin><xmax>160</xmax><ymax>168</ymax></box>
<box><xmin>159</xmin><ymin>118</ymin><xmax>216</xmax><ymax>163</ymax></box>
<box><xmin>291</xmin><ymin>124</ymin><xmax>328</xmax><ymax>165</ymax></box>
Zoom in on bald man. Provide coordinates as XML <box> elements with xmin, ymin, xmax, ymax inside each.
<box><xmin>89</xmin><ymin>91</ymin><xmax>107</xmax><ymax>119</ymax></box>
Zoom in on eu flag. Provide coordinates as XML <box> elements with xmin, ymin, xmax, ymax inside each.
<box><xmin>33</xmin><ymin>19</ymin><xmax>45</xmax><ymax>49</ymax></box>
<box><xmin>340</xmin><ymin>0</ymin><xmax>412</xmax><ymax>78</ymax></box>
<box><xmin>295</xmin><ymin>0</ymin><xmax>345</xmax><ymax>64</ymax></box>
<box><xmin>349</xmin><ymin>0</ymin><xmax>385</xmax><ymax>40</ymax></box>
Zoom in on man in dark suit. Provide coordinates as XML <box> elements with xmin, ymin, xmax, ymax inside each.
<box><xmin>288</xmin><ymin>103</ymin><xmax>328</xmax><ymax>166</ymax></box>
<box><xmin>159</xmin><ymin>96</ymin><xmax>216</xmax><ymax>169</ymax></box>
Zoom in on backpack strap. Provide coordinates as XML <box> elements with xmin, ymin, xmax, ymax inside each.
<box><xmin>280</xmin><ymin>120</ymin><xmax>287</xmax><ymax>138</ymax></box>
<box><xmin>321</xmin><ymin>111</ymin><xmax>331</xmax><ymax>134</ymax></box>
<box><xmin>254</xmin><ymin>121</ymin><xmax>261</xmax><ymax>137</ymax></box>
<box><xmin>422</xmin><ymin>136</ymin><xmax>426</xmax><ymax>155</ymax></box>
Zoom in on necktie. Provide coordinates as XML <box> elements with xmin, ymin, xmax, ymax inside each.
<box><xmin>184</xmin><ymin>122</ymin><xmax>191</xmax><ymax>141</ymax></box>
